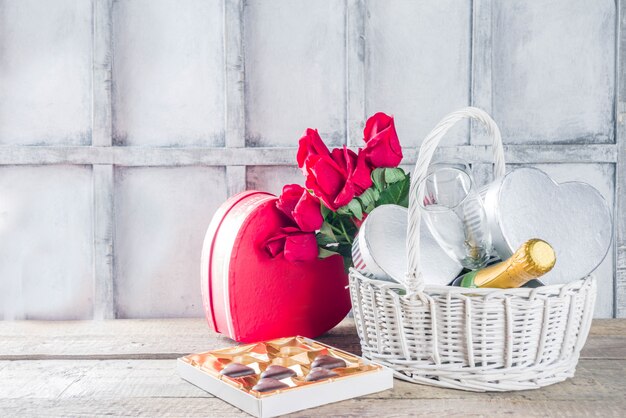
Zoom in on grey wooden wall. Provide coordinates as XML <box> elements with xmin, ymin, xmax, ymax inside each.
<box><xmin>0</xmin><ymin>0</ymin><xmax>623</xmax><ymax>320</ymax></box>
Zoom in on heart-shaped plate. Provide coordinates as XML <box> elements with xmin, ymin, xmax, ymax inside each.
<box><xmin>352</xmin><ymin>204</ymin><xmax>462</xmax><ymax>286</ymax></box>
<box><xmin>483</xmin><ymin>167</ymin><xmax>612</xmax><ymax>285</ymax></box>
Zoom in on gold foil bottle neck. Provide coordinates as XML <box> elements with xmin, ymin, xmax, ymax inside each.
<box><xmin>514</xmin><ymin>238</ymin><xmax>556</xmax><ymax>275</ymax></box>
<box><xmin>470</xmin><ymin>239</ymin><xmax>556</xmax><ymax>288</ymax></box>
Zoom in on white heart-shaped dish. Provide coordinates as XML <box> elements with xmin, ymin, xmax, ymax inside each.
<box><xmin>483</xmin><ymin>167</ymin><xmax>612</xmax><ymax>285</ymax></box>
<box><xmin>352</xmin><ymin>204</ymin><xmax>462</xmax><ymax>286</ymax></box>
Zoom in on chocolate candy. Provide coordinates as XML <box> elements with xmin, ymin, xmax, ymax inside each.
<box><xmin>220</xmin><ymin>362</ymin><xmax>255</xmax><ymax>378</ymax></box>
<box><xmin>260</xmin><ymin>365</ymin><xmax>297</xmax><ymax>380</ymax></box>
<box><xmin>310</xmin><ymin>354</ymin><xmax>346</xmax><ymax>370</ymax></box>
<box><xmin>252</xmin><ymin>378</ymin><xmax>289</xmax><ymax>393</ymax></box>
<box><xmin>305</xmin><ymin>367</ymin><xmax>338</xmax><ymax>382</ymax></box>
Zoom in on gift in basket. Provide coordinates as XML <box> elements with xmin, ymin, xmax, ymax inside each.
<box><xmin>348</xmin><ymin>107</ymin><xmax>612</xmax><ymax>391</ymax></box>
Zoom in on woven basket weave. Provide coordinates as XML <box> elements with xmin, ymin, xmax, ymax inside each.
<box><xmin>348</xmin><ymin>107</ymin><xmax>596</xmax><ymax>391</ymax></box>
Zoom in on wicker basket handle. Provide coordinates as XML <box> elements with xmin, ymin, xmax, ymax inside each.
<box><xmin>405</xmin><ymin>107</ymin><xmax>505</xmax><ymax>293</ymax></box>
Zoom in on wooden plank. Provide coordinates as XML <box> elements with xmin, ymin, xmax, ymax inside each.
<box><xmin>1</xmin><ymin>360</ymin><xmax>625</xmax><ymax>417</ymax></box>
<box><xmin>226</xmin><ymin>165</ymin><xmax>246</xmax><ymax>196</ymax></box>
<box><xmin>92</xmin><ymin>0</ymin><xmax>113</xmax><ymax>147</ymax></box>
<box><xmin>0</xmin><ymin>359</ymin><xmax>624</xmax><ymax>402</ymax></box>
<box><xmin>0</xmin><ymin>398</ymin><xmax>244</xmax><ymax>418</ymax></box>
<box><xmin>0</xmin><ymin>360</ymin><xmax>211</xmax><ymax>400</ymax></box>
<box><xmin>0</xmin><ymin>144</ymin><xmax>617</xmax><ymax>166</ymax></box>
<box><xmin>346</xmin><ymin>0</ymin><xmax>365</xmax><ymax>146</ymax></box>
<box><xmin>0</xmin><ymin>318</ymin><xmax>623</xmax><ymax>361</ymax></box>
<box><xmin>616</xmin><ymin>0</ymin><xmax>626</xmax><ymax>318</ymax></box>
<box><xmin>92</xmin><ymin>165</ymin><xmax>115</xmax><ymax>319</ymax></box>
<box><xmin>0</xmin><ymin>318</ymin><xmax>359</xmax><ymax>360</ymax></box>
<box><xmin>470</xmin><ymin>0</ymin><xmax>492</xmax><ymax>144</ymax></box>
<box><xmin>223</xmin><ymin>0</ymin><xmax>247</xmax><ymax>198</ymax></box>
<box><xmin>2</xmin><ymin>397</ymin><xmax>624</xmax><ymax>418</ymax></box>
<box><xmin>2</xmin><ymin>397</ymin><xmax>623</xmax><ymax>418</ymax></box>
<box><xmin>298</xmin><ymin>398</ymin><xmax>623</xmax><ymax>417</ymax></box>
<box><xmin>224</xmin><ymin>0</ymin><xmax>245</xmax><ymax>149</ymax></box>
<box><xmin>589</xmin><ymin>318</ymin><xmax>626</xmax><ymax>335</ymax></box>
<box><xmin>91</xmin><ymin>0</ymin><xmax>115</xmax><ymax>320</ymax></box>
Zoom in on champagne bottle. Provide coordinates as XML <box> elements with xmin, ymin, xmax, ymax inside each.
<box><xmin>453</xmin><ymin>239</ymin><xmax>556</xmax><ymax>289</ymax></box>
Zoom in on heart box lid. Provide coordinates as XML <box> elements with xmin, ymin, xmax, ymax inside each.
<box><xmin>483</xmin><ymin>167</ymin><xmax>613</xmax><ymax>285</ymax></box>
<box><xmin>201</xmin><ymin>191</ymin><xmax>351</xmax><ymax>343</ymax></box>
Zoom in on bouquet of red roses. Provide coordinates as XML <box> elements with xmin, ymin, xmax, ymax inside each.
<box><xmin>266</xmin><ymin>113</ymin><xmax>410</xmax><ymax>270</ymax></box>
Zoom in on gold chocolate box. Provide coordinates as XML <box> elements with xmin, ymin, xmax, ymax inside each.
<box><xmin>177</xmin><ymin>336</ymin><xmax>393</xmax><ymax>417</ymax></box>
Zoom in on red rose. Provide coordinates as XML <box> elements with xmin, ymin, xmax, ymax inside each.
<box><xmin>264</xmin><ymin>227</ymin><xmax>319</xmax><ymax>262</ymax></box>
<box><xmin>282</xmin><ymin>227</ymin><xmax>319</xmax><ymax>261</ymax></box>
<box><xmin>276</xmin><ymin>184</ymin><xmax>323</xmax><ymax>232</ymax></box>
<box><xmin>297</xmin><ymin>129</ymin><xmax>330</xmax><ymax>175</ymax></box>
<box><xmin>363</xmin><ymin>112</ymin><xmax>403</xmax><ymax>168</ymax></box>
<box><xmin>266</xmin><ymin>185</ymin><xmax>323</xmax><ymax>262</ymax></box>
<box><xmin>303</xmin><ymin>146</ymin><xmax>373</xmax><ymax>211</ymax></box>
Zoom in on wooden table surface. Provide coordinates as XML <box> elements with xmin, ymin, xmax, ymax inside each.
<box><xmin>1</xmin><ymin>318</ymin><xmax>625</xmax><ymax>417</ymax></box>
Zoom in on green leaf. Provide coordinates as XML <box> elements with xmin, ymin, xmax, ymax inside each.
<box><xmin>335</xmin><ymin>197</ymin><xmax>364</xmax><ymax>220</ymax></box>
<box><xmin>336</xmin><ymin>206</ymin><xmax>351</xmax><ymax>216</ymax></box>
<box><xmin>316</xmin><ymin>234</ymin><xmax>336</xmax><ymax>247</ymax></box>
<box><xmin>320</xmin><ymin>203</ymin><xmax>331</xmax><ymax>219</ymax></box>
<box><xmin>364</xmin><ymin>203</ymin><xmax>376</xmax><ymax>214</ymax></box>
<box><xmin>319</xmin><ymin>222</ymin><xmax>336</xmax><ymax>240</ymax></box>
<box><xmin>346</xmin><ymin>198</ymin><xmax>363</xmax><ymax>220</ymax></box>
<box><xmin>357</xmin><ymin>187</ymin><xmax>379</xmax><ymax>209</ymax></box>
<box><xmin>377</xmin><ymin>175</ymin><xmax>410</xmax><ymax>207</ymax></box>
<box><xmin>318</xmin><ymin>247</ymin><xmax>339</xmax><ymax>259</ymax></box>
<box><xmin>371</xmin><ymin>168</ymin><xmax>386</xmax><ymax>191</ymax></box>
<box><xmin>384</xmin><ymin>167</ymin><xmax>406</xmax><ymax>184</ymax></box>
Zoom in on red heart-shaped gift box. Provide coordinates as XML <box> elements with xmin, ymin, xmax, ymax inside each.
<box><xmin>201</xmin><ymin>191</ymin><xmax>351</xmax><ymax>342</ymax></box>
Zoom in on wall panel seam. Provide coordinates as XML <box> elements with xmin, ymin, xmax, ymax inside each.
<box><xmin>615</xmin><ymin>0</ymin><xmax>626</xmax><ymax>318</ymax></box>
<box><xmin>346</xmin><ymin>0</ymin><xmax>365</xmax><ymax>147</ymax></box>
<box><xmin>92</xmin><ymin>0</ymin><xmax>115</xmax><ymax>319</ymax></box>
<box><xmin>470</xmin><ymin>0</ymin><xmax>492</xmax><ymax>145</ymax></box>
<box><xmin>0</xmin><ymin>144</ymin><xmax>617</xmax><ymax>166</ymax></box>
<box><xmin>224</xmin><ymin>0</ymin><xmax>246</xmax><ymax>195</ymax></box>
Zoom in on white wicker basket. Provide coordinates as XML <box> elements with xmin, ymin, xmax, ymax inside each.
<box><xmin>348</xmin><ymin>107</ymin><xmax>597</xmax><ymax>392</ymax></box>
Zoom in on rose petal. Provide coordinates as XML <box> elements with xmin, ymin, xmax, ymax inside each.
<box><xmin>308</xmin><ymin>157</ymin><xmax>345</xmax><ymax>201</ymax></box>
<box><xmin>276</xmin><ymin>184</ymin><xmax>305</xmax><ymax>222</ymax></box>
<box><xmin>283</xmin><ymin>232</ymin><xmax>319</xmax><ymax>262</ymax></box>
<box><xmin>363</xmin><ymin>112</ymin><xmax>393</xmax><ymax>144</ymax></box>
<box><xmin>329</xmin><ymin>148</ymin><xmax>348</xmax><ymax>177</ymax></box>
<box><xmin>350</xmin><ymin>150</ymin><xmax>374</xmax><ymax>193</ymax></box>
<box><xmin>281</xmin><ymin>226</ymin><xmax>302</xmax><ymax>234</ymax></box>
<box><xmin>265</xmin><ymin>234</ymin><xmax>287</xmax><ymax>258</ymax></box>
<box><xmin>297</xmin><ymin>129</ymin><xmax>330</xmax><ymax>173</ymax></box>
<box><xmin>293</xmin><ymin>190</ymin><xmax>323</xmax><ymax>232</ymax></box>
<box><xmin>363</xmin><ymin>113</ymin><xmax>402</xmax><ymax>168</ymax></box>
<box><xmin>365</xmin><ymin>130</ymin><xmax>402</xmax><ymax>167</ymax></box>
<box><xmin>334</xmin><ymin>181</ymin><xmax>356</xmax><ymax>209</ymax></box>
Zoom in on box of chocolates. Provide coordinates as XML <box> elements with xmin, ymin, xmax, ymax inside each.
<box><xmin>177</xmin><ymin>336</ymin><xmax>393</xmax><ymax>417</ymax></box>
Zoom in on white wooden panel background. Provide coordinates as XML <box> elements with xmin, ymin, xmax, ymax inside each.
<box><xmin>0</xmin><ymin>0</ymin><xmax>623</xmax><ymax>319</ymax></box>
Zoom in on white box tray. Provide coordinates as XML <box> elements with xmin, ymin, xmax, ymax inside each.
<box><xmin>177</xmin><ymin>338</ymin><xmax>393</xmax><ymax>417</ymax></box>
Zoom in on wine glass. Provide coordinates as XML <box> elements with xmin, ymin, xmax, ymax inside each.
<box><xmin>417</xmin><ymin>165</ymin><xmax>492</xmax><ymax>270</ymax></box>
